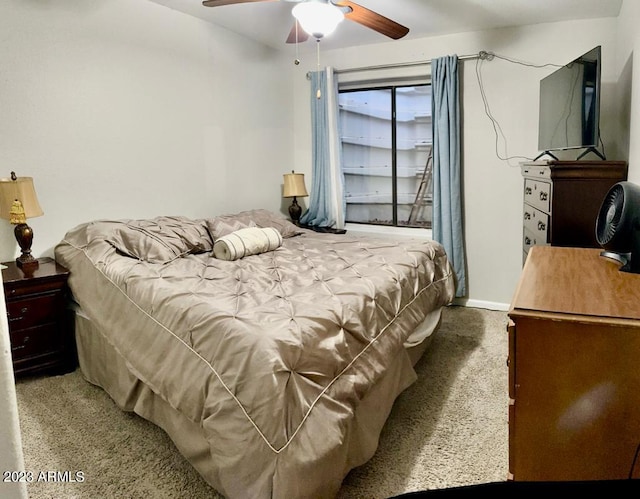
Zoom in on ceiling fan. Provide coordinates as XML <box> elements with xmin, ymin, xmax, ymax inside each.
<box><xmin>201</xmin><ymin>0</ymin><xmax>410</xmax><ymax>44</ymax></box>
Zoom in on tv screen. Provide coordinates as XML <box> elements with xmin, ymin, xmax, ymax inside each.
<box><xmin>537</xmin><ymin>46</ymin><xmax>601</xmax><ymax>156</ymax></box>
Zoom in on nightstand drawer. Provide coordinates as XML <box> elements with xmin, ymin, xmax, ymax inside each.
<box><xmin>6</xmin><ymin>292</ymin><xmax>62</xmax><ymax>331</ymax></box>
<box><xmin>4</xmin><ymin>279</ymin><xmax>67</xmax><ymax>299</ymax></box>
<box><xmin>9</xmin><ymin>323</ymin><xmax>63</xmax><ymax>362</ymax></box>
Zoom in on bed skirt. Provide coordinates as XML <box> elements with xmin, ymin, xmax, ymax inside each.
<box><xmin>73</xmin><ymin>307</ymin><xmax>444</xmax><ymax>498</ymax></box>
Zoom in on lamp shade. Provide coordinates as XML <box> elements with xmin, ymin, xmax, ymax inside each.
<box><xmin>283</xmin><ymin>172</ymin><xmax>308</xmax><ymax>198</ymax></box>
<box><xmin>292</xmin><ymin>1</ymin><xmax>344</xmax><ymax>39</ymax></box>
<box><xmin>0</xmin><ymin>173</ymin><xmax>44</xmax><ymax>222</ymax></box>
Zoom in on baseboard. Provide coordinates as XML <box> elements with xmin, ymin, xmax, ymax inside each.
<box><xmin>453</xmin><ymin>297</ymin><xmax>510</xmax><ymax>311</ymax></box>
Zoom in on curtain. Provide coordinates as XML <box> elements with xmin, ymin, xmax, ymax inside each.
<box><xmin>299</xmin><ymin>67</ymin><xmax>345</xmax><ymax>229</ymax></box>
<box><xmin>432</xmin><ymin>55</ymin><xmax>467</xmax><ymax>297</ymax></box>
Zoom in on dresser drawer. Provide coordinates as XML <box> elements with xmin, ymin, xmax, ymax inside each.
<box><xmin>9</xmin><ymin>323</ymin><xmax>63</xmax><ymax>362</ymax></box>
<box><xmin>523</xmin><ymin>205</ymin><xmax>549</xmax><ymax>243</ymax></box>
<box><xmin>523</xmin><ymin>178</ymin><xmax>551</xmax><ymax>213</ymax></box>
<box><xmin>6</xmin><ymin>292</ymin><xmax>62</xmax><ymax>331</ymax></box>
<box><xmin>523</xmin><ymin>227</ymin><xmax>548</xmax><ymax>253</ymax></box>
<box><xmin>521</xmin><ymin>164</ymin><xmax>550</xmax><ymax>179</ymax></box>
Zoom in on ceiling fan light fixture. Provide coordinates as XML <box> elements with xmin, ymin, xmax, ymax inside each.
<box><xmin>292</xmin><ymin>1</ymin><xmax>344</xmax><ymax>39</ymax></box>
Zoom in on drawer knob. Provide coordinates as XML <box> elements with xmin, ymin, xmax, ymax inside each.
<box><xmin>539</xmin><ymin>191</ymin><xmax>548</xmax><ymax>201</ymax></box>
<box><xmin>525</xmin><ymin>187</ymin><xmax>532</xmax><ymax>195</ymax></box>
<box><xmin>524</xmin><ymin>236</ymin><xmax>531</xmax><ymax>245</ymax></box>
<box><xmin>524</xmin><ymin>212</ymin><xmax>531</xmax><ymax>220</ymax></box>
<box><xmin>538</xmin><ymin>221</ymin><xmax>546</xmax><ymax>231</ymax></box>
<box><xmin>12</xmin><ymin>336</ymin><xmax>29</xmax><ymax>351</ymax></box>
<box><xmin>8</xmin><ymin>307</ymin><xmax>27</xmax><ymax>322</ymax></box>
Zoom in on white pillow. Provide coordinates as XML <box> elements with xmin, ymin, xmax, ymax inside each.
<box><xmin>212</xmin><ymin>227</ymin><xmax>283</xmax><ymax>261</ymax></box>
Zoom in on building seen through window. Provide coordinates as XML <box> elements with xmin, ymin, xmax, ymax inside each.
<box><xmin>339</xmin><ymin>84</ymin><xmax>432</xmax><ymax>228</ymax></box>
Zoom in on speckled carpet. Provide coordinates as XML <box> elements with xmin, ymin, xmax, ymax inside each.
<box><xmin>15</xmin><ymin>306</ymin><xmax>509</xmax><ymax>498</ymax></box>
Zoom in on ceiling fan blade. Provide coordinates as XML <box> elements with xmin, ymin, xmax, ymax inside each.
<box><xmin>286</xmin><ymin>20</ymin><xmax>310</xmax><ymax>44</ymax></box>
<box><xmin>336</xmin><ymin>1</ymin><xmax>409</xmax><ymax>40</ymax></box>
<box><xmin>203</xmin><ymin>0</ymin><xmax>276</xmax><ymax>7</ymax></box>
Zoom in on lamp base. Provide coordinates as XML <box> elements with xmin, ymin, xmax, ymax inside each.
<box><xmin>14</xmin><ymin>222</ymin><xmax>39</xmax><ymax>270</ymax></box>
<box><xmin>288</xmin><ymin>197</ymin><xmax>302</xmax><ymax>224</ymax></box>
<box><xmin>16</xmin><ymin>254</ymin><xmax>39</xmax><ymax>270</ymax></box>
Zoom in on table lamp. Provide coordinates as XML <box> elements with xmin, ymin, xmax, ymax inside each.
<box><xmin>283</xmin><ymin>171</ymin><xmax>308</xmax><ymax>224</ymax></box>
<box><xmin>0</xmin><ymin>172</ymin><xmax>44</xmax><ymax>269</ymax></box>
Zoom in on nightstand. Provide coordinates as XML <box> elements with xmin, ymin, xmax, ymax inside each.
<box><xmin>2</xmin><ymin>257</ymin><xmax>77</xmax><ymax>378</ymax></box>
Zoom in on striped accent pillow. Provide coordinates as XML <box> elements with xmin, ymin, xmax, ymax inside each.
<box><xmin>206</xmin><ymin>217</ymin><xmax>257</xmax><ymax>240</ymax></box>
<box><xmin>212</xmin><ymin>227</ymin><xmax>283</xmax><ymax>261</ymax></box>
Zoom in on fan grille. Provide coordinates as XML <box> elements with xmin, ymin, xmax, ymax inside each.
<box><xmin>596</xmin><ymin>184</ymin><xmax>624</xmax><ymax>246</ymax></box>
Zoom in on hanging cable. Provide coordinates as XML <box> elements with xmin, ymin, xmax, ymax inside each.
<box><xmin>487</xmin><ymin>52</ymin><xmax>563</xmax><ymax>70</ymax></box>
<box><xmin>475</xmin><ymin>51</ymin><xmax>564</xmax><ymax>165</ymax></box>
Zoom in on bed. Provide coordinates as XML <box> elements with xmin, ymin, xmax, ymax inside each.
<box><xmin>54</xmin><ymin>209</ymin><xmax>456</xmax><ymax>499</ymax></box>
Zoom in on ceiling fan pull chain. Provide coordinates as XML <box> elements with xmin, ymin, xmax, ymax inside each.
<box><xmin>294</xmin><ymin>21</ymin><xmax>300</xmax><ymax>65</ymax></box>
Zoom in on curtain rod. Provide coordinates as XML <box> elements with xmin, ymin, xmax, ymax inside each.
<box><xmin>306</xmin><ymin>52</ymin><xmax>488</xmax><ymax>79</ymax></box>
<box><xmin>335</xmin><ymin>52</ymin><xmax>484</xmax><ymax>75</ymax></box>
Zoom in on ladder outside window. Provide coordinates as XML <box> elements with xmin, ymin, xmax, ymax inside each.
<box><xmin>408</xmin><ymin>145</ymin><xmax>433</xmax><ymax>225</ymax></box>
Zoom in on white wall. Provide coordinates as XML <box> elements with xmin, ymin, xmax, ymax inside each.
<box><xmin>617</xmin><ymin>0</ymin><xmax>640</xmax><ymax>185</ymax></box>
<box><xmin>0</xmin><ymin>280</ymin><xmax>27</xmax><ymax>499</ymax></box>
<box><xmin>0</xmin><ymin>0</ymin><xmax>294</xmax><ymax>262</ymax></box>
<box><xmin>292</xmin><ymin>17</ymin><xmax>629</xmax><ymax>307</ymax></box>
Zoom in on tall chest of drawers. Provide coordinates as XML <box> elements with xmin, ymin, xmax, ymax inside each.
<box><xmin>521</xmin><ymin>160</ymin><xmax>627</xmax><ymax>262</ymax></box>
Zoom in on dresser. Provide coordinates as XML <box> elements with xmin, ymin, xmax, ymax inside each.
<box><xmin>2</xmin><ymin>257</ymin><xmax>76</xmax><ymax>377</ymax></box>
<box><xmin>521</xmin><ymin>160</ymin><xmax>627</xmax><ymax>262</ymax></box>
<box><xmin>507</xmin><ymin>245</ymin><xmax>640</xmax><ymax>481</ymax></box>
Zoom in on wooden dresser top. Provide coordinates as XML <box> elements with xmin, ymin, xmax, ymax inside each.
<box><xmin>510</xmin><ymin>246</ymin><xmax>640</xmax><ymax>321</ymax></box>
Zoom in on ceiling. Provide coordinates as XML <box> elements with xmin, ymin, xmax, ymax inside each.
<box><xmin>148</xmin><ymin>0</ymin><xmax>623</xmax><ymax>52</ymax></box>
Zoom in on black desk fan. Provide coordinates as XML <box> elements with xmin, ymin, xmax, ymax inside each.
<box><xmin>595</xmin><ymin>181</ymin><xmax>640</xmax><ymax>273</ymax></box>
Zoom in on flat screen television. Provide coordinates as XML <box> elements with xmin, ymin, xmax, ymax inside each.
<box><xmin>537</xmin><ymin>45</ymin><xmax>604</xmax><ymax>161</ymax></box>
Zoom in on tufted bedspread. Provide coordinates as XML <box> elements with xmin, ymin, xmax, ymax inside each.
<box><xmin>55</xmin><ymin>217</ymin><xmax>456</xmax><ymax>499</ymax></box>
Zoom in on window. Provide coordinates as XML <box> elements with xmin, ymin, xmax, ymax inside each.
<box><xmin>339</xmin><ymin>84</ymin><xmax>432</xmax><ymax>228</ymax></box>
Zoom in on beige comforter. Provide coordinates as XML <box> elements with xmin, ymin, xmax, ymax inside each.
<box><xmin>55</xmin><ymin>215</ymin><xmax>456</xmax><ymax>499</ymax></box>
